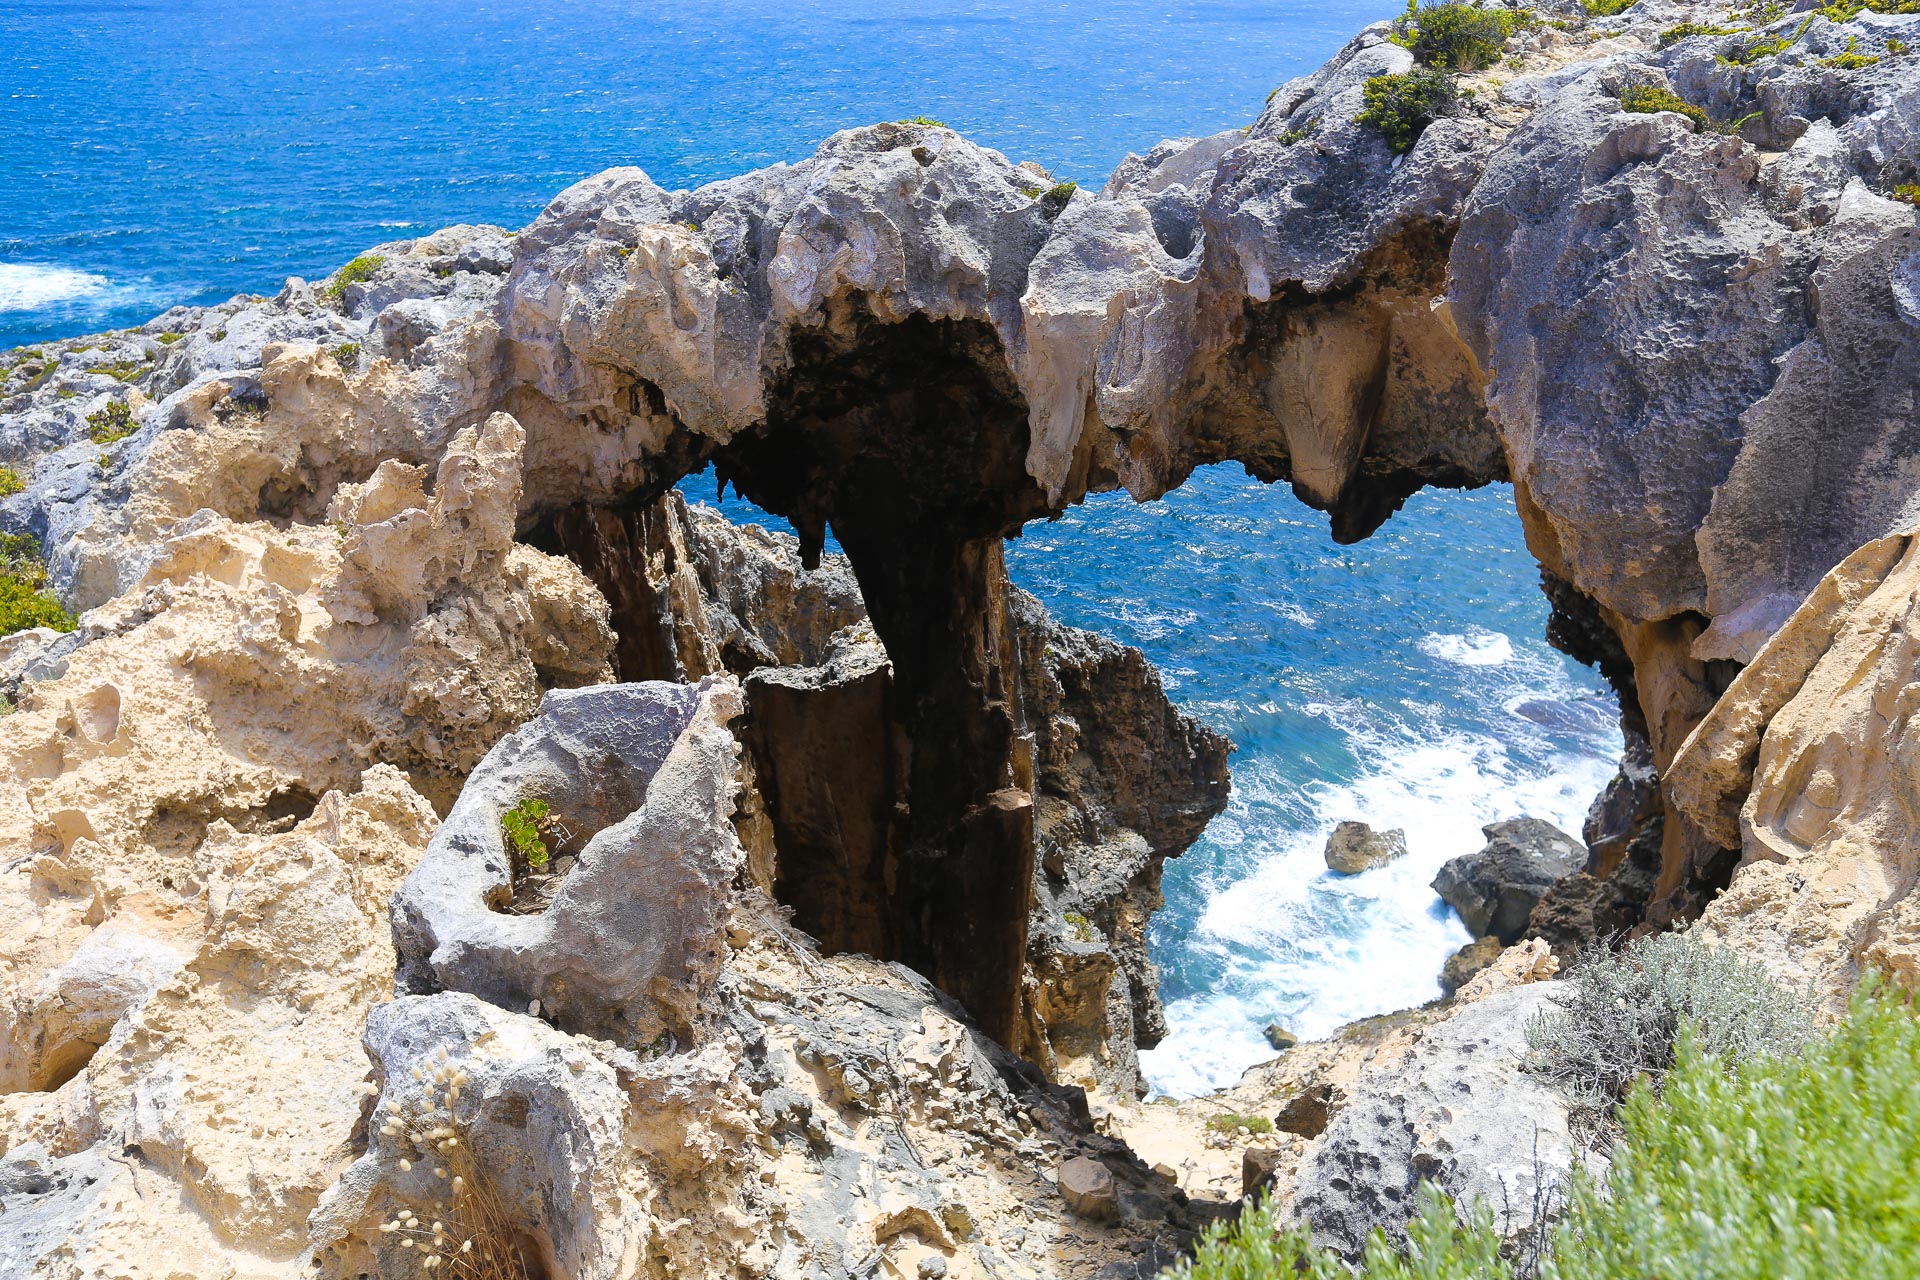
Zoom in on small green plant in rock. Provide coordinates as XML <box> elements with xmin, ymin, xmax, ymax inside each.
<box><xmin>0</xmin><ymin>464</ymin><xmax>21</xmax><ymax>498</ymax></box>
<box><xmin>1582</xmin><ymin>0</ymin><xmax>1636</xmax><ymax>15</ymax></box>
<box><xmin>331</xmin><ymin>341</ymin><xmax>361</xmax><ymax>369</ymax></box>
<box><xmin>1616</xmin><ymin>82</ymin><xmax>1710</xmax><ymax>129</ymax></box>
<box><xmin>1064</xmin><ymin>911</ymin><xmax>1096</xmax><ymax>942</ymax></box>
<box><xmin>1891</xmin><ymin>184</ymin><xmax>1920</xmax><ymax>204</ymax></box>
<box><xmin>0</xmin><ymin>533</ymin><xmax>76</xmax><ymax>638</ymax></box>
<box><xmin>1356</xmin><ymin>67</ymin><xmax>1456</xmax><ymax>153</ymax></box>
<box><xmin>501</xmin><ymin>797</ymin><xmax>552</xmax><ymax>869</ymax></box>
<box><xmin>85</xmin><ymin>400</ymin><xmax>137</xmax><ymax>444</ymax></box>
<box><xmin>324</xmin><ymin>252</ymin><xmax>386</xmax><ymax>301</ymax></box>
<box><xmin>1390</xmin><ymin>0</ymin><xmax>1528</xmax><ymax>71</ymax></box>
<box><xmin>1823</xmin><ymin>34</ymin><xmax>1882</xmax><ymax>65</ymax></box>
<box><xmin>898</xmin><ymin>115</ymin><xmax>947</xmax><ymax>127</ymax></box>
<box><xmin>157</xmin><ymin>331</ymin><xmax>183</xmax><ymax>344</ymax></box>
<box><xmin>1660</xmin><ymin>20</ymin><xmax>1748</xmax><ymax>44</ymax></box>
<box><xmin>1205</xmin><ymin>1112</ymin><xmax>1275</xmax><ymax>1135</ymax></box>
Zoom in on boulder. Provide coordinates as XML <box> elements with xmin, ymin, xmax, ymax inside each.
<box><xmin>1290</xmin><ymin>984</ymin><xmax>1584</xmax><ymax>1257</ymax></box>
<box><xmin>1439</xmin><ymin>936</ymin><xmax>1505</xmax><ymax>995</ymax></box>
<box><xmin>1324</xmin><ymin>821</ymin><xmax>1409</xmax><ymax>875</ymax></box>
<box><xmin>1263</xmin><ymin>1023</ymin><xmax>1299</xmax><ymax>1051</ymax></box>
<box><xmin>391</xmin><ymin>677</ymin><xmax>747</xmax><ymax>1044</ymax></box>
<box><xmin>1274</xmin><ymin>1082</ymin><xmax>1336</xmax><ymax>1138</ymax></box>
<box><xmin>1431</xmin><ymin>818</ymin><xmax>1586</xmax><ymax>943</ymax></box>
<box><xmin>1242</xmin><ymin>1146</ymin><xmax>1286</xmax><ymax>1198</ymax></box>
<box><xmin>1059</xmin><ymin>1155</ymin><xmax>1120</xmax><ymax>1223</ymax></box>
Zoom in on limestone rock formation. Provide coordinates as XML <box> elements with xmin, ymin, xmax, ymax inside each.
<box><xmin>1288</xmin><ymin>984</ymin><xmax>1582</xmax><ymax>1258</ymax></box>
<box><xmin>1323</xmin><ymin>821</ymin><xmax>1409</xmax><ymax>875</ymax></box>
<box><xmin>1432</xmin><ymin>818</ymin><xmax>1587</xmax><ymax>944</ymax></box>
<box><xmin>1671</xmin><ymin>532</ymin><xmax>1920</xmax><ymax>999</ymax></box>
<box><xmin>0</xmin><ymin>0</ymin><xmax>1917</xmax><ymax>1269</ymax></box>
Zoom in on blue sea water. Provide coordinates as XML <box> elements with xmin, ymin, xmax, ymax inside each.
<box><xmin>3</xmin><ymin>0</ymin><xmax>1621</xmax><ymax>1096</ymax></box>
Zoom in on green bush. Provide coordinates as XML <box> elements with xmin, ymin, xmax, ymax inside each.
<box><xmin>1390</xmin><ymin>0</ymin><xmax>1527</xmax><ymax>71</ymax></box>
<box><xmin>0</xmin><ymin>533</ymin><xmax>76</xmax><ymax>638</ymax></box>
<box><xmin>1893</xmin><ymin>184</ymin><xmax>1920</xmax><ymax>205</ymax></box>
<box><xmin>85</xmin><ymin>400</ymin><xmax>137</xmax><ymax>444</ymax></box>
<box><xmin>1524</xmin><ymin>930</ymin><xmax>1813</xmax><ymax>1123</ymax></box>
<box><xmin>0</xmin><ymin>465</ymin><xmax>22</xmax><ymax>498</ymax></box>
<box><xmin>1582</xmin><ymin>0</ymin><xmax>1636</xmax><ymax>14</ymax></box>
<box><xmin>897</xmin><ymin>115</ymin><xmax>947</xmax><ymax>126</ymax></box>
<box><xmin>331</xmin><ymin>341</ymin><xmax>361</xmax><ymax>370</ymax></box>
<box><xmin>1161</xmin><ymin>981</ymin><xmax>1920</xmax><ymax>1280</ymax></box>
<box><xmin>324</xmin><ymin>253</ymin><xmax>386</xmax><ymax>301</ymax></box>
<box><xmin>1823</xmin><ymin>35</ymin><xmax>1881</xmax><ymax>66</ymax></box>
<box><xmin>1356</xmin><ymin>68</ymin><xmax>1456</xmax><ymax>153</ymax></box>
<box><xmin>1616</xmin><ymin>83</ymin><xmax>1709</xmax><ymax>130</ymax></box>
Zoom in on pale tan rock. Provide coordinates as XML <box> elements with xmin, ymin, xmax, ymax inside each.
<box><xmin>1672</xmin><ymin>532</ymin><xmax>1920</xmax><ymax>997</ymax></box>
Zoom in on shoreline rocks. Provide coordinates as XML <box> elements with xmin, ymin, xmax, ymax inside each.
<box><xmin>1432</xmin><ymin>818</ymin><xmax>1587</xmax><ymax>944</ymax></box>
<box><xmin>1324</xmin><ymin>821</ymin><xmax>1409</xmax><ymax>875</ymax></box>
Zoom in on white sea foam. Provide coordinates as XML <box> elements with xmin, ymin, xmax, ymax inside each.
<box><xmin>1140</xmin><ymin>647</ymin><xmax>1620</xmax><ymax>1099</ymax></box>
<box><xmin>0</xmin><ymin>262</ymin><xmax>111</xmax><ymax>313</ymax></box>
<box><xmin>1419</xmin><ymin>629</ymin><xmax>1514</xmax><ymax>667</ymax></box>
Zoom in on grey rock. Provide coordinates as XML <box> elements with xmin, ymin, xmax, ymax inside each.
<box><xmin>1290</xmin><ymin>984</ymin><xmax>1585</xmax><ymax>1257</ymax></box>
<box><xmin>1440</xmin><ymin>935</ymin><xmax>1506</xmax><ymax>995</ymax></box>
<box><xmin>1264</xmin><ymin>1023</ymin><xmax>1299</xmax><ymax>1052</ymax></box>
<box><xmin>391</xmin><ymin>678</ymin><xmax>746</xmax><ymax>1043</ymax></box>
<box><xmin>1324</xmin><ymin>821</ymin><xmax>1409</xmax><ymax>875</ymax></box>
<box><xmin>1432</xmin><ymin>818</ymin><xmax>1587</xmax><ymax>944</ymax></box>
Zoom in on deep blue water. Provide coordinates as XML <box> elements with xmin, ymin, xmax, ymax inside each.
<box><xmin>4</xmin><ymin>0</ymin><xmax>1620</xmax><ymax>1095</ymax></box>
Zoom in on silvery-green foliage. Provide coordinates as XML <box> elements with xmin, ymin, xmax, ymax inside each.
<box><xmin>1522</xmin><ymin>929</ymin><xmax>1813</xmax><ymax>1120</ymax></box>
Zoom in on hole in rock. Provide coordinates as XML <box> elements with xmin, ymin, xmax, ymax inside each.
<box><xmin>33</xmin><ymin>1036</ymin><xmax>100</xmax><ymax>1093</ymax></box>
<box><xmin>1004</xmin><ymin>467</ymin><xmax>1626</xmax><ymax>1097</ymax></box>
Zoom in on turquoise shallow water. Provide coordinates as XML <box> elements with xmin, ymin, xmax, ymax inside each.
<box><xmin>5</xmin><ymin>0</ymin><xmax>1620</xmax><ymax>1096</ymax></box>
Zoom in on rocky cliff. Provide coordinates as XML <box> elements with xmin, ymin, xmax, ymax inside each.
<box><xmin>1</xmin><ymin>0</ymin><xmax>1917</xmax><ymax>1271</ymax></box>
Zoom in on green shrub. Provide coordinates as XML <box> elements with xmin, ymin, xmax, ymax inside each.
<box><xmin>1390</xmin><ymin>0</ymin><xmax>1527</xmax><ymax>71</ymax></box>
<box><xmin>1893</xmin><ymin>184</ymin><xmax>1920</xmax><ymax>205</ymax></box>
<box><xmin>897</xmin><ymin>115</ymin><xmax>947</xmax><ymax>126</ymax></box>
<box><xmin>1582</xmin><ymin>0</ymin><xmax>1636</xmax><ymax>14</ymax></box>
<box><xmin>502</xmin><ymin>797</ymin><xmax>552</xmax><ymax>869</ymax></box>
<box><xmin>0</xmin><ymin>534</ymin><xmax>76</xmax><ymax>637</ymax></box>
<box><xmin>85</xmin><ymin>400</ymin><xmax>137</xmax><ymax>445</ymax></box>
<box><xmin>1064</xmin><ymin>910</ymin><xmax>1096</xmax><ymax>942</ymax></box>
<box><xmin>331</xmin><ymin>341</ymin><xmax>361</xmax><ymax>370</ymax></box>
<box><xmin>1616</xmin><ymin>83</ymin><xmax>1709</xmax><ymax>129</ymax></box>
<box><xmin>324</xmin><ymin>253</ymin><xmax>386</xmax><ymax>301</ymax></box>
<box><xmin>1205</xmin><ymin>1113</ymin><xmax>1276</xmax><ymax>1135</ymax></box>
<box><xmin>157</xmin><ymin>331</ymin><xmax>183</xmax><ymax>344</ymax></box>
<box><xmin>1524</xmin><ymin>930</ymin><xmax>1813</xmax><ymax>1123</ymax></box>
<box><xmin>0</xmin><ymin>465</ymin><xmax>21</xmax><ymax>498</ymax></box>
<box><xmin>1161</xmin><ymin>982</ymin><xmax>1920</xmax><ymax>1280</ymax></box>
<box><xmin>1553</xmin><ymin>980</ymin><xmax>1920</xmax><ymax>1279</ymax></box>
<box><xmin>1356</xmin><ymin>68</ymin><xmax>1456</xmax><ymax>153</ymax></box>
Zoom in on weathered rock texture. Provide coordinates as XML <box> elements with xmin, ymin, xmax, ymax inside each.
<box><xmin>0</xmin><ymin>0</ymin><xmax>1917</xmax><ymax>1269</ymax></box>
<box><xmin>1324</xmin><ymin>821</ymin><xmax>1409</xmax><ymax>875</ymax></box>
<box><xmin>1288</xmin><ymin>984</ymin><xmax>1582</xmax><ymax>1258</ymax></box>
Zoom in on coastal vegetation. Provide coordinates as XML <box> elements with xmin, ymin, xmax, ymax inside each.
<box><xmin>501</xmin><ymin>796</ymin><xmax>553</xmax><ymax>869</ymax></box>
<box><xmin>1356</xmin><ymin>68</ymin><xmax>1456</xmax><ymax>153</ymax></box>
<box><xmin>1165</xmin><ymin>953</ymin><xmax>1920</xmax><ymax>1279</ymax></box>
<box><xmin>85</xmin><ymin>399</ymin><xmax>136</xmax><ymax>444</ymax></box>
<box><xmin>325</xmin><ymin>252</ymin><xmax>387</xmax><ymax>301</ymax></box>
<box><xmin>1615</xmin><ymin>83</ymin><xmax>1709</xmax><ymax>130</ymax></box>
<box><xmin>0</xmin><ymin>464</ymin><xmax>22</xmax><ymax>498</ymax></box>
<box><xmin>1389</xmin><ymin>0</ymin><xmax>1529</xmax><ymax>71</ymax></box>
<box><xmin>0</xmin><ymin>532</ymin><xmax>76</xmax><ymax>637</ymax></box>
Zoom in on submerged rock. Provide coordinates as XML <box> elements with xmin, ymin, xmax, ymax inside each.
<box><xmin>1324</xmin><ymin>821</ymin><xmax>1409</xmax><ymax>875</ymax></box>
<box><xmin>1432</xmin><ymin>818</ymin><xmax>1587</xmax><ymax>944</ymax></box>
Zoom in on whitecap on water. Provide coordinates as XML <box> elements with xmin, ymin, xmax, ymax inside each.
<box><xmin>1140</xmin><ymin>676</ymin><xmax>1619</xmax><ymax>1099</ymax></box>
<box><xmin>1418</xmin><ymin>628</ymin><xmax>1514</xmax><ymax>667</ymax></box>
<box><xmin>0</xmin><ymin>263</ymin><xmax>111</xmax><ymax>313</ymax></box>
